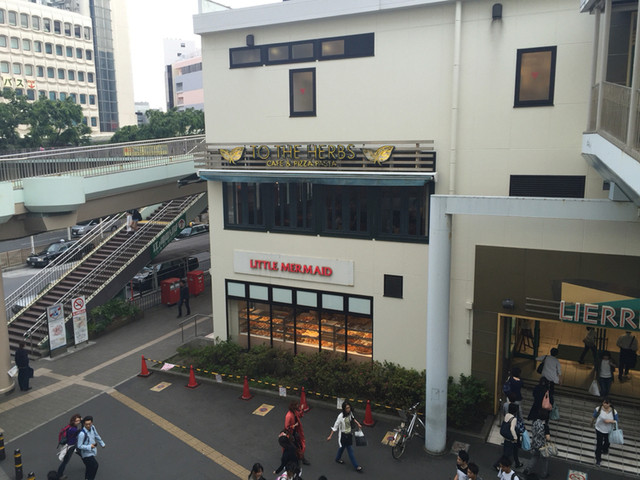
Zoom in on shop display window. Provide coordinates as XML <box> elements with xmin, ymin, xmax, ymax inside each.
<box><xmin>228</xmin><ymin>281</ymin><xmax>373</xmax><ymax>361</ymax></box>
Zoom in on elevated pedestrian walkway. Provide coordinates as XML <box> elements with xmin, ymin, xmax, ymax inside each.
<box><xmin>5</xmin><ymin>192</ymin><xmax>207</xmax><ymax>356</ymax></box>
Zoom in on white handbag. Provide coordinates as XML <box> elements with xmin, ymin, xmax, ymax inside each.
<box><xmin>588</xmin><ymin>379</ymin><xmax>600</xmax><ymax>396</ymax></box>
<box><xmin>57</xmin><ymin>444</ymin><xmax>69</xmax><ymax>461</ymax></box>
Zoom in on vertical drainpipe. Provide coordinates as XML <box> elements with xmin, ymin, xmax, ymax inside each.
<box><xmin>425</xmin><ymin>196</ymin><xmax>452</xmax><ymax>454</ymax></box>
<box><xmin>625</xmin><ymin>1</ymin><xmax>640</xmax><ymax>148</ymax></box>
<box><xmin>596</xmin><ymin>0</ymin><xmax>612</xmax><ymax>131</ymax></box>
<box><xmin>586</xmin><ymin>7</ymin><xmax>600</xmax><ymax>131</ymax></box>
<box><xmin>448</xmin><ymin>0</ymin><xmax>462</xmax><ymax>195</ymax></box>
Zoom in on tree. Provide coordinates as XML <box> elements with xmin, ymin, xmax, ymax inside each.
<box><xmin>23</xmin><ymin>98</ymin><xmax>91</xmax><ymax>147</ymax></box>
<box><xmin>0</xmin><ymin>89</ymin><xmax>31</xmax><ymax>150</ymax></box>
<box><xmin>110</xmin><ymin>108</ymin><xmax>205</xmax><ymax>143</ymax></box>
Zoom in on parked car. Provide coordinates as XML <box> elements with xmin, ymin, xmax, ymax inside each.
<box><xmin>26</xmin><ymin>240</ymin><xmax>94</xmax><ymax>268</ymax></box>
<box><xmin>176</xmin><ymin>223</ymin><xmax>209</xmax><ymax>239</ymax></box>
<box><xmin>71</xmin><ymin>217</ymin><xmax>122</xmax><ymax>237</ymax></box>
<box><xmin>131</xmin><ymin>256</ymin><xmax>199</xmax><ymax>291</ymax></box>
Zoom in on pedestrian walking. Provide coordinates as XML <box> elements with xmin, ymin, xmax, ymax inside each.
<box><xmin>454</xmin><ymin>449</ymin><xmax>469</xmax><ymax>480</ymax></box>
<box><xmin>276</xmin><ymin>461</ymin><xmax>300</xmax><ymax>480</ymax></box>
<box><xmin>536</xmin><ymin>348</ymin><xmax>561</xmax><ymax>394</ymax></box>
<box><xmin>578</xmin><ymin>327</ymin><xmax>597</xmax><ymax>365</ymax></box>
<box><xmin>248</xmin><ymin>462</ymin><xmax>266</xmax><ymax>480</ymax></box>
<box><xmin>57</xmin><ymin>413</ymin><xmax>82</xmax><ymax>479</ymax></box>
<box><xmin>527</xmin><ymin>377</ymin><xmax>553</xmax><ymax>421</ymax></box>
<box><xmin>503</xmin><ymin>367</ymin><xmax>524</xmax><ymax>402</ymax></box>
<box><xmin>274</xmin><ymin>432</ymin><xmax>299</xmax><ymax>477</ymax></box>
<box><xmin>14</xmin><ymin>341</ymin><xmax>32</xmax><ymax>391</ymax></box>
<box><xmin>592</xmin><ymin>398</ymin><xmax>618</xmax><ymax>466</ymax></box>
<box><xmin>494</xmin><ymin>403</ymin><xmax>523</xmax><ymax>471</ymax></box>
<box><xmin>285</xmin><ymin>401</ymin><xmax>309</xmax><ymax>465</ymax></box>
<box><xmin>177</xmin><ymin>279</ymin><xmax>191</xmax><ymax>318</ymax></box>
<box><xmin>497</xmin><ymin>457</ymin><xmax>520</xmax><ymax>480</ymax></box>
<box><xmin>466</xmin><ymin>463</ymin><xmax>481</xmax><ymax>480</ymax></box>
<box><xmin>523</xmin><ymin>409</ymin><xmax>551</xmax><ymax>479</ymax></box>
<box><xmin>597</xmin><ymin>351</ymin><xmax>616</xmax><ymax>398</ymax></box>
<box><xmin>76</xmin><ymin>416</ymin><xmax>106</xmax><ymax>480</ymax></box>
<box><xmin>616</xmin><ymin>331</ymin><xmax>637</xmax><ymax>381</ymax></box>
<box><xmin>326</xmin><ymin>401</ymin><xmax>363</xmax><ymax>473</ymax></box>
<box><xmin>130</xmin><ymin>209</ymin><xmax>142</xmax><ymax>232</ymax></box>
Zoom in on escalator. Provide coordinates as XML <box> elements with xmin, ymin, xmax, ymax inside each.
<box><xmin>6</xmin><ymin>193</ymin><xmax>207</xmax><ymax>356</ymax></box>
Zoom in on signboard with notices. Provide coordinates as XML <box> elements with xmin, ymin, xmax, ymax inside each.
<box><xmin>47</xmin><ymin>303</ymin><xmax>67</xmax><ymax>350</ymax></box>
<box><xmin>72</xmin><ymin>296</ymin><xmax>89</xmax><ymax>345</ymax></box>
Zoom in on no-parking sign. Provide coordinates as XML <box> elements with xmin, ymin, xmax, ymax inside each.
<box><xmin>72</xmin><ymin>296</ymin><xmax>89</xmax><ymax>344</ymax></box>
<box><xmin>567</xmin><ymin>470</ymin><xmax>587</xmax><ymax>480</ymax></box>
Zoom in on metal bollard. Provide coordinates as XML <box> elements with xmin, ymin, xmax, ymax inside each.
<box><xmin>0</xmin><ymin>432</ymin><xmax>5</xmax><ymax>460</ymax></box>
<box><xmin>26</xmin><ymin>473</ymin><xmax>35</xmax><ymax>480</ymax></box>
<box><xmin>14</xmin><ymin>449</ymin><xmax>23</xmax><ymax>480</ymax></box>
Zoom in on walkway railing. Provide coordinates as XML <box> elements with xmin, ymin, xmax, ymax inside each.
<box><xmin>0</xmin><ymin>135</ymin><xmax>205</xmax><ymax>187</ymax></box>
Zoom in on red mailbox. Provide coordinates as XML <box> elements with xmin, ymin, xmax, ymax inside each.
<box><xmin>187</xmin><ymin>270</ymin><xmax>205</xmax><ymax>296</ymax></box>
<box><xmin>161</xmin><ymin>277</ymin><xmax>181</xmax><ymax>305</ymax></box>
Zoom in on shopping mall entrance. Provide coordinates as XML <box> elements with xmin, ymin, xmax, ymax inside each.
<box><xmin>497</xmin><ymin>314</ymin><xmax>639</xmax><ymax>407</ymax></box>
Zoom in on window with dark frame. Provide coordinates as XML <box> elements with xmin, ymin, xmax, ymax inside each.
<box><xmin>514</xmin><ymin>46</ymin><xmax>557</xmax><ymax>107</ymax></box>
<box><xmin>384</xmin><ymin>275</ymin><xmax>403</xmax><ymax>299</ymax></box>
<box><xmin>290</xmin><ymin>68</ymin><xmax>316</xmax><ymax>117</ymax></box>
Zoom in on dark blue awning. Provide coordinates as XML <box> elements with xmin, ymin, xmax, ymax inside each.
<box><xmin>197</xmin><ymin>169</ymin><xmax>437</xmax><ymax>186</ymax></box>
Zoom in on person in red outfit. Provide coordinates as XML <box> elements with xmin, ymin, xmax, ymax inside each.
<box><xmin>284</xmin><ymin>401</ymin><xmax>310</xmax><ymax>465</ymax></box>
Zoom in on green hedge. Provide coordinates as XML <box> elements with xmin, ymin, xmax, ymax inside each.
<box><xmin>175</xmin><ymin>341</ymin><xmax>490</xmax><ymax>423</ymax></box>
<box><xmin>88</xmin><ymin>298</ymin><xmax>141</xmax><ymax>335</ymax></box>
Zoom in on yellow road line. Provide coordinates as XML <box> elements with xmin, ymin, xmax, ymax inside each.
<box><xmin>109</xmin><ymin>390</ymin><xmax>247</xmax><ymax>479</ymax></box>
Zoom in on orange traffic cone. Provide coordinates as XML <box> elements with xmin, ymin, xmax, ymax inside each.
<box><xmin>240</xmin><ymin>375</ymin><xmax>253</xmax><ymax>400</ymax></box>
<box><xmin>186</xmin><ymin>365</ymin><xmax>199</xmax><ymax>389</ymax></box>
<box><xmin>300</xmin><ymin>387</ymin><xmax>310</xmax><ymax>413</ymax></box>
<box><xmin>363</xmin><ymin>400</ymin><xmax>375</xmax><ymax>427</ymax></box>
<box><xmin>138</xmin><ymin>355</ymin><xmax>152</xmax><ymax>377</ymax></box>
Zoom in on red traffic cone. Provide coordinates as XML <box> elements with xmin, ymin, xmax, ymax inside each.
<box><xmin>363</xmin><ymin>400</ymin><xmax>375</xmax><ymax>427</ymax></box>
<box><xmin>240</xmin><ymin>375</ymin><xmax>253</xmax><ymax>400</ymax></box>
<box><xmin>300</xmin><ymin>387</ymin><xmax>310</xmax><ymax>413</ymax></box>
<box><xmin>138</xmin><ymin>355</ymin><xmax>152</xmax><ymax>377</ymax></box>
<box><xmin>186</xmin><ymin>365</ymin><xmax>200</xmax><ymax>389</ymax></box>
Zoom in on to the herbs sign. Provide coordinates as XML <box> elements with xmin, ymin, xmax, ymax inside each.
<box><xmin>234</xmin><ymin>251</ymin><xmax>353</xmax><ymax>286</ymax></box>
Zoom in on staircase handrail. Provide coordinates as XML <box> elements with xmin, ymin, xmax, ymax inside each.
<box><xmin>21</xmin><ymin>194</ymin><xmax>204</xmax><ymax>344</ymax></box>
<box><xmin>5</xmin><ymin>213</ymin><xmax>126</xmax><ymax>322</ymax></box>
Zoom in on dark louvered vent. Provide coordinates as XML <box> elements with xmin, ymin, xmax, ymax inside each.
<box><xmin>509</xmin><ymin>175</ymin><xmax>585</xmax><ymax>198</ymax></box>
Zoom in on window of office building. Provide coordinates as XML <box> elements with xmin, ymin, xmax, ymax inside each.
<box><xmin>56</xmin><ymin>44</ymin><xmax>63</xmax><ymax>56</ymax></box>
<box><xmin>84</xmin><ymin>26</ymin><xmax>91</xmax><ymax>40</ymax></box>
<box><xmin>57</xmin><ymin>68</ymin><xmax>65</xmax><ymax>80</ymax></box>
<box><xmin>38</xmin><ymin>90</ymin><xmax>45</xmax><ymax>98</ymax></box>
<box><xmin>26</xmin><ymin>89</ymin><xmax>35</xmax><ymax>100</ymax></box>
<box><xmin>10</xmin><ymin>37</ymin><xmax>19</xmax><ymax>49</ymax></box>
<box><xmin>12</xmin><ymin>63</ymin><xmax>20</xmax><ymax>75</ymax></box>
<box><xmin>64</xmin><ymin>22</ymin><xmax>71</xmax><ymax>37</ymax></box>
<box><xmin>82</xmin><ymin>116</ymin><xmax>88</xmax><ymax>125</ymax></box>
<box><xmin>20</xmin><ymin>13</ymin><xmax>29</xmax><ymax>28</ymax></box>
<box><xmin>77</xmin><ymin>71</ymin><xmax>85</xmax><ymax>81</ymax></box>
<box><xmin>36</xmin><ymin>65</ymin><xmax>44</xmax><ymax>77</ymax></box>
<box><xmin>46</xmin><ymin>67</ymin><xmax>54</xmax><ymax>78</ymax></box>
<box><xmin>289</xmin><ymin>68</ymin><xmax>316</xmax><ymax>117</ymax></box>
<box><xmin>90</xmin><ymin>117</ymin><xmax>97</xmax><ymax>127</ymax></box>
<box><xmin>69</xmin><ymin>93</ymin><xmax>76</xmax><ymax>103</ymax></box>
<box><xmin>514</xmin><ymin>46</ymin><xmax>557</xmax><ymax>107</ymax></box>
<box><xmin>79</xmin><ymin>93</ymin><xmax>86</xmax><ymax>104</ymax></box>
<box><xmin>8</xmin><ymin>11</ymin><xmax>17</xmax><ymax>26</ymax></box>
<box><xmin>22</xmin><ymin>38</ymin><xmax>31</xmax><ymax>51</ymax></box>
<box><xmin>45</xmin><ymin>42</ymin><xmax>52</xmax><ymax>54</ymax></box>
<box><xmin>49</xmin><ymin>91</ymin><xmax>56</xmax><ymax>100</ymax></box>
<box><xmin>43</xmin><ymin>18</ymin><xmax>51</xmax><ymax>32</ymax></box>
<box><xmin>74</xmin><ymin>24</ymin><xmax>81</xmax><ymax>38</ymax></box>
<box><xmin>54</xmin><ymin>20</ymin><xmax>61</xmax><ymax>35</ymax></box>
<box><xmin>228</xmin><ymin>281</ymin><xmax>373</xmax><ymax>361</ymax></box>
<box><xmin>86</xmin><ymin>49</ymin><xmax>92</xmax><ymax>61</ymax></box>
<box><xmin>32</xmin><ymin>16</ymin><xmax>40</xmax><ymax>30</ymax></box>
<box><xmin>67</xmin><ymin>70</ymin><xmax>75</xmax><ymax>81</ymax></box>
<box><xmin>76</xmin><ymin>48</ymin><xmax>83</xmax><ymax>59</ymax></box>
<box><xmin>24</xmin><ymin>64</ymin><xmax>33</xmax><ymax>76</ymax></box>
<box><xmin>66</xmin><ymin>46</ymin><xmax>73</xmax><ymax>57</ymax></box>
<box><xmin>59</xmin><ymin>92</ymin><xmax>66</xmax><ymax>101</ymax></box>
<box><xmin>87</xmin><ymin>72</ymin><xmax>94</xmax><ymax>83</ymax></box>
<box><xmin>89</xmin><ymin>94</ymin><xmax>95</xmax><ymax>105</ymax></box>
<box><xmin>0</xmin><ymin>62</ymin><xmax>8</xmax><ymax>74</ymax></box>
<box><xmin>0</xmin><ymin>9</ymin><xmax>5</xmax><ymax>24</ymax></box>
<box><xmin>34</xmin><ymin>41</ymin><xmax>42</xmax><ymax>52</ymax></box>
<box><xmin>14</xmin><ymin>88</ymin><xmax>23</xmax><ymax>97</ymax></box>
<box><xmin>0</xmin><ymin>36</ymin><xmax>5</xmax><ymax>48</ymax></box>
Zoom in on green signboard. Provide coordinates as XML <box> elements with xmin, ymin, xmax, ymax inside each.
<box><xmin>150</xmin><ymin>213</ymin><xmax>187</xmax><ymax>259</ymax></box>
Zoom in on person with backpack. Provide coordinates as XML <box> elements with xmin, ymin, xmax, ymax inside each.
<box><xmin>593</xmin><ymin>398</ymin><xmax>618</xmax><ymax>466</ymax></box>
<box><xmin>493</xmin><ymin>403</ymin><xmax>523</xmax><ymax>471</ymax></box>
<box><xmin>503</xmin><ymin>367</ymin><xmax>523</xmax><ymax>403</ymax></box>
<box><xmin>57</xmin><ymin>413</ymin><xmax>82</xmax><ymax>479</ymax></box>
<box><xmin>497</xmin><ymin>456</ymin><xmax>521</xmax><ymax>480</ymax></box>
<box><xmin>76</xmin><ymin>416</ymin><xmax>106</xmax><ymax>480</ymax></box>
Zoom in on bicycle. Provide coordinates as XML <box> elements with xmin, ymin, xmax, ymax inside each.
<box><xmin>391</xmin><ymin>402</ymin><xmax>425</xmax><ymax>459</ymax></box>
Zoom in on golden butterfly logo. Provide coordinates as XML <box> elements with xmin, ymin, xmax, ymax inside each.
<box><xmin>220</xmin><ymin>146</ymin><xmax>245</xmax><ymax>164</ymax></box>
<box><xmin>362</xmin><ymin>145</ymin><xmax>394</xmax><ymax>165</ymax></box>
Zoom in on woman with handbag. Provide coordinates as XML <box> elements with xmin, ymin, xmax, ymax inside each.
<box><xmin>527</xmin><ymin>377</ymin><xmax>553</xmax><ymax>421</ymax></box>
<box><xmin>326</xmin><ymin>401</ymin><xmax>363</xmax><ymax>473</ymax></box>
<box><xmin>593</xmin><ymin>398</ymin><xmax>618</xmax><ymax>466</ymax></box>
<box><xmin>284</xmin><ymin>401</ymin><xmax>309</xmax><ymax>465</ymax></box>
<box><xmin>523</xmin><ymin>409</ymin><xmax>551</xmax><ymax>479</ymax></box>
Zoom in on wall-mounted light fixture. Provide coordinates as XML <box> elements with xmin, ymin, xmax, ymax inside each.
<box><xmin>502</xmin><ymin>298</ymin><xmax>515</xmax><ymax>310</ymax></box>
<box><xmin>246</xmin><ymin>34</ymin><xmax>254</xmax><ymax>47</ymax></box>
<box><xmin>492</xmin><ymin>3</ymin><xmax>503</xmax><ymax>20</ymax></box>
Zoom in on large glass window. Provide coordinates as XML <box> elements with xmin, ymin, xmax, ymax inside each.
<box><xmin>229</xmin><ymin>281</ymin><xmax>372</xmax><ymax>361</ymax></box>
<box><xmin>8</xmin><ymin>11</ymin><xmax>17</xmax><ymax>26</ymax></box>
<box><xmin>273</xmin><ymin>183</ymin><xmax>314</xmax><ymax>231</ymax></box>
<box><xmin>322</xmin><ymin>186</ymin><xmax>369</xmax><ymax>236</ymax></box>
<box><xmin>290</xmin><ymin>68</ymin><xmax>316</xmax><ymax>117</ymax></box>
<box><xmin>32</xmin><ymin>16</ymin><xmax>40</xmax><ymax>30</ymax></box>
<box><xmin>34</xmin><ymin>41</ymin><xmax>42</xmax><ymax>53</ymax></box>
<box><xmin>514</xmin><ymin>46</ymin><xmax>557</xmax><ymax>107</ymax></box>
<box><xmin>224</xmin><ymin>182</ymin><xmax>264</xmax><ymax>229</ymax></box>
<box><xmin>20</xmin><ymin>13</ymin><xmax>29</xmax><ymax>28</ymax></box>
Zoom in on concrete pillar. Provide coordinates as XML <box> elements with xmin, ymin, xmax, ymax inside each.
<box><xmin>424</xmin><ymin>196</ymin><xmax>451</xmax><ymax>454</ymax></box>
<box><xmin>0</xmin><ymin>268</ymin><xmax>16</xmax><ymax>394</ymax></box>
